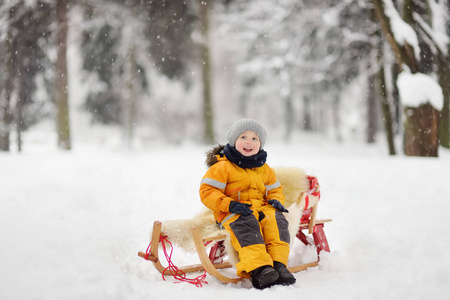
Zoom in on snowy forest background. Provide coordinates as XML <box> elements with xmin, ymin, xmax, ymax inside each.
<box><xmin>1</xmin><ymin>0</ymin><xmax>450</xmax><ymax>155</ymax></box>
<box><xmin>2</xmin><ymin>2</ymin><xmax>450</xmax><ymax>298</ymax></box>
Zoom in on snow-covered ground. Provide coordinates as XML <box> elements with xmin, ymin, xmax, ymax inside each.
<box><xmin>1</xmin><ymin>132</ymin><xmax>450</xmax><ymax>300</ymax></box>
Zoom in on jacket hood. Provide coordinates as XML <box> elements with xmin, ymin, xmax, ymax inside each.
<box><xmin>205</xmin><ymin>144</ymin><xmax>225</xmax><ymax>167</ymax></box>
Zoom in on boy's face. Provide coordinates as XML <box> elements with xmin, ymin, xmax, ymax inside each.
<box><xmin>235</xmin><ymin>131</ymin><xmax>261</xmax><ymax>156</ymax></box>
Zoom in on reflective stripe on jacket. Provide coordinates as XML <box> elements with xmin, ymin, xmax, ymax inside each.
<box><xmin>199</xmin><ymin>155</ymin><xmax>285</xmax><ymax>222</ymax></box>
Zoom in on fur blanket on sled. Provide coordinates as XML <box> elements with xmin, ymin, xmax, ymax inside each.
<box><xmin>153</xmin><ymin>167</ymin><xmax>313</xmax><ymax>266</ymax></box>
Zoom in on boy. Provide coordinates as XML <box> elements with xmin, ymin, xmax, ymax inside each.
<box><xmin>199</xmin><ymin>118</ymin><xmax>295</xmax><ymax>289</ymax></box>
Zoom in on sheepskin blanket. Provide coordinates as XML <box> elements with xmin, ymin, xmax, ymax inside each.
<box><xmin>274</xmin><ymin>167</ymin><xmax>311</xmax><ymax>245</ymax></box>
<box><xmin>151</xmin><ymin>167</ymin><xmax>314</xmax><ymax>266</ymax></box>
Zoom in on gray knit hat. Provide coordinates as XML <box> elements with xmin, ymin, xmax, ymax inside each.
<box><xmin>226</xmin><ymin>118</ymin><xmax>267</xmax><ymax>150</ymax></box>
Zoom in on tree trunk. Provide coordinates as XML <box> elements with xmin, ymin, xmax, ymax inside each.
<box><xmin>283</xmin><ymin>69</ymin><xmax>293</xmax><ymax>142</ymax></box>
<box><xmin>124</xmin><ymin>45</ymin><xmax>138</xmax><ymax>149</ymax></box>
<box><xmin>437</xmin><ymin>55</ymin><xmax>450</xmax><ymax>148</ymax></box>
<box><xmin>391</xmin><ymin>64</ymin><xmax>401</xmax><ymax>134</ymax></box>
<box><xmin>303</xmin><ymin>96</ymin><xmax>313</xmax><ymax>131</ymax></box>
<box><xmin>373</xmin><ymin>0</ymin><xmax>442</xmax><ymax>157</ymax></box>
<box><xmin>403</xmin><ymin>103</ymin><xmax>439</xmax><ymax>157</ymax></box>
<box><xmin>55</xmin><ymin>0</ymin><xmax>71</xmax><ymax>150</ymax></box>
<box><xmin>377</xmin><ymin>65</ymin><xmax>396</xmax><ymax>155</ymax></box>
<box><xmin>16</xmin><ymin>84</ymin><xmax>27</xmax><ymax>152</ymax></box>
<box><xmin>284</xmin><ymin>94</ymin><xmax>293</xmax><ymax>141</ymax></box>
<box><xmin>331</xmin><ymin>97</ymin><xmax>342</xmax><ymax>142</ymax></box>
<box><xmin>366</xmin><ymin>74</ymin><xmax>377</xmax><ymax>143</ymax></box>
<box><xmin>0</xmin><ymin>9</ymin><xmax>15</xmax><ymax>152</ymax></box>
<box><xmin>403</xmin><ymin>0</ymin><xmax>450</xmax><ymax>149</ymax></box>
<box><xmin>199</xmin><ymin>0</ymin><xmax>215</xmax><ymax>144</ymax></box>
<box><xmin>0</xmin><ymin>93</ymin><xmax>10</xmax><ymax>151</ymax></box>
<box><xmin>373</xmin><ymin>0</ymin><xmax>407</xmax><ymax>72</ymax></box>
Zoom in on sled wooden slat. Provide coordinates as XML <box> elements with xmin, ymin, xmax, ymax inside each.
<box><xmin>288</xmin><ymin>261</ymin><xmax>319</xmax><ymax>273</ymax></box>
<box><xmin>308</xmin><ymin>203</ymin><xmax>318</xmax><ymax>234</ymax></box>
<box><xmin>137</xmin><ymin>251</ymin><xmax>158</xmax><ymax>263</ymax></box>
<box><xmin>178</xmin><ymin>261</ymin><xmax>233</xmax><ymax>274</ymax></box>
<box><xmin>299</xmin><ymin>219</ymin><xmax>332</xmax><ymax>228</ymax></box>
<box><xmin>149</xmin><ymin>221</ymin><xmax>177</xmax><ymax>275</ymax></box>
<box><xmin>202</xmin><ymin>235</ymin><xmax>228</xmax><ymax>242</ymax></box>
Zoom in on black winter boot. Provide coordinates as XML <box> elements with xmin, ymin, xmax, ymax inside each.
<box><xmin>273</xmin><ymin>261</ymin><xmax>296</xmax><ymax>286</ymax></box>
<box><xmin>250</xmin><ymin>265</ymin><xmax>279</xmax><ymax>289</ymax></box>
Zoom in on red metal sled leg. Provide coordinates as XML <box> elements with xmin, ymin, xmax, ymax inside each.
<box><xmin>296</xmin><ymin>228</ymin><xmax>311</xmax><ymax>246</ymax></box>
<box><xmin>208</xmin><ymin>240</ymin><xmax>226</xmax><ymax>264</ymax></box>
<box><xmin>313</xmin><ymin>224</ymin><xmax>330</xmax><ymax>254</ymax></box>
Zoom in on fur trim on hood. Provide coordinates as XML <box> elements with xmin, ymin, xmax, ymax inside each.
<box><xmin>205</xmin><ymin>144</ymin><xmax>225</xmax><ymax>167</ymax></box>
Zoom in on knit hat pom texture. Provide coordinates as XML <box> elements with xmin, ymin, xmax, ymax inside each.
<box><xmin>226</xmin><ymin>118</ymin><xmax>267</xmax><ymax>150</ymax></box>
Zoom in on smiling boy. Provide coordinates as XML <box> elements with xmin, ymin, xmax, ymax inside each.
<box><xmin>199</xmin><ymin>118</ymin><xmax>295</xmax><ymax>289</ymax></box>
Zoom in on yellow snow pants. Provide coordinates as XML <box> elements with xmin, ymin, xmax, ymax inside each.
<box><xmin>221</xmin><ymin>204</ymin><xmax>290</xmax><ymax>278</ymax></box>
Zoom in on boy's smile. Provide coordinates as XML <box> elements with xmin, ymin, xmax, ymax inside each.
<box><xmin>235</xmin><ymin>131</ymin><xmax>261</xmax><ymax>156</ymax></box>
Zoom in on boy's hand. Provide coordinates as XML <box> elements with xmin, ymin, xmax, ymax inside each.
<box><xmin>268</xmin><ymin>199</ymin><xmax>289</xmax><ymax>213</ymax></box>
<box><xmin>229</xmin><ymin>201</ymin><xmax>253</xmax><ymax>216</ymax></box>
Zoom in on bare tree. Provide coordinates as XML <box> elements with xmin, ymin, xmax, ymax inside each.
<box><xmin>376</xmin><ymin>63</ymin><xmax>396</xmax><ymax>155</ymax></box>
<box><xmin>0</xmin><ymin>7</ymin><xmax>15</xmax><ymax>151</ymax></box>
<box><xmin>0</xmin><ymin>1</ymin><xmax>55</xmax><ymax>152</ymax></box>
<box><xmin>55</xmin><ymin>0</ymin><xmax>71</xmax><ymax>150</ymax></box>
<box><xmin>373</xmin><ymin>0</ymin><xmax>440</xmax><ymax>156</ymax></box>
<box><xmin>366</xmin><ymin>75</ymin><xmax>377</xmax><ymax>144</ymax></box>
<box><xmin>123</xmin><ymin>44</ymin><xmax>138</xmax><ymax>149</ymax></box>
<box><xmin>411</xmin><ymin>0</ymin><xmax>450</xmax><ymax>149</ymax></box>
<box><xmin>199</xmin><ymin>0</ymin><xmax>215</xmax><ymax>144</ymax></box>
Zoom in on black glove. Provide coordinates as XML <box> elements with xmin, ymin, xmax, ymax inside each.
<box><xmin>229</xmin><ymin>201</ymin><xmax>253</xmax><ymax>216</ymax></box>
<box><xmin>268</xmin><ymin>199</ymin><xmax>289</xmax><ymax>213</ymax></box>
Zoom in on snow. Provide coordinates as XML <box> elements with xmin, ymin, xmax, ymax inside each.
<box><xmin>2</xmin><ymin>1</ymin><xmax>449</xmax><ymax>298</ymax></box>
<box><xmin>1</xmin><ymin>132</ymin><xmax>450</xmax><ymax>300</ymax></box>
<box><xmin>427</xmin><ymin>0</ymin><xmax>449</xmax><ymax>55</ymax></box>
<box><xmin>397</xmin><ymin>72</ymin><xmax>444</xmax><ymax>110</ymax></box>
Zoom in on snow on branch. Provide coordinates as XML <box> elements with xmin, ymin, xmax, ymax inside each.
<box><xmin>397</xmin><ymin>72</ymin><xmax>443</xmax><ymax>110</ymax></box>
<box><xmin>413</xmin><ymin>12</ymin><xmax>446</xmax><ymax>55</ymax></box>
<box><xmin>412</xmin><ymin>1</ymin><xmax>449</xmax><ymax>56</ymax></box>
<box><xmin>382</xmin><ymin>0</ymin><xmax>420</xmax><ymax>60</ymax></box>
<box><xmin>429</xmin><ymin>0</ymin><xmax>449</xmax><ymax>39</ymax></box>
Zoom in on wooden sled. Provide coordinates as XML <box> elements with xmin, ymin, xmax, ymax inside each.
<box><xmin>138</xmin><ymin>167</ymin><xmax>332</xmax><ymax>284</ymax></box>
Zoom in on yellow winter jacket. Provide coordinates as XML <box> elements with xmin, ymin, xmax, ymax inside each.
<box><xmin>200</xmin><ymin>152</ymin><xmax>285</xmax><ymax>223</ymax></box>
